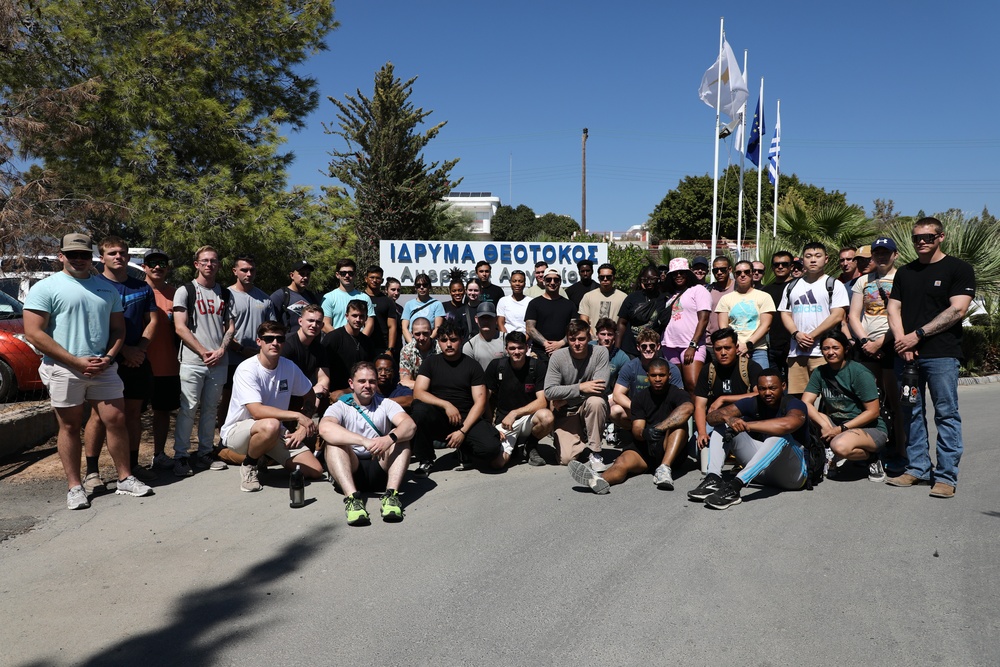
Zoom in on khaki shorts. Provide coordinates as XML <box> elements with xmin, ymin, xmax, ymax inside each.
<box><xmin>787</xmin><ymin>356</ymin><xmax>827</xmax><ymax>394</ymax></box>
<box><xmin>40</xmin><ymin>360</ymin><xmax>124</xmax><ymax>408</ymax></box>
<box><xmin>223</xmin><ymin>419</ymin><xmax>309</xmax><ymax>466</ymax></box>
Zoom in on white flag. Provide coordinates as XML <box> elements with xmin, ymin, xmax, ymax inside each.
<box><xmin>699</xmin><ymin>38</ymin><xmax>749</xmax><ymax>120</ymax></box>
<box><xmin>768</xmin><ymin>106</ymin><xmax>781</xmax><ymax>184</ymax></box>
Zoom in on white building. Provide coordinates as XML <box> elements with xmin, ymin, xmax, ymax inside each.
<box><xmin>444</xmin><ymin>191</ymin><xmax>500</xmax><ymax>235</ymax></box>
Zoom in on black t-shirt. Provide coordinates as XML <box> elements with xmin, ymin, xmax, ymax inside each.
<box><xmin>524</xmin><ymin>296</ymin><xmax>579</xmax><ymax>354</ymax></box>
<box><xmin>443</xmin><ymin>301</ymin><xmax>476</xmax><ymax>342</ymax></box>
<box><xmin>269</xmin><ymin>287</ymin><xmax>319</xmax><ymax>332</ymax></box>
<box><xmin>617</xmin><ymin>290</ymin><xmax>668</xmax><ymax>357</ymax></box>
<box><xmin>479</xmin><ymin>283</ymin><xmax>505</xmax><ymax>305</ymax></box>
<box><xmin>367</xmin><ymin>292</ymin><xmax>397</xmax><ymax>353</ymax></box>
<box><xmin>890</xmin><ymin>255</ymin><xmax>975</xmax><ymax>359</ymax></box>
<box><xmin>483</xmin><ymin>356</ymin><xmax>548</xmax><ymax>422</ymax></box>
<box><xmin>280</xmin><ymin>332</ymin><xmax>328</xmax><ymax>382</ymax></box>
<box><xmin>631</xmin><ymin>384</ymin><xmax>693</xmax><ymax>425</ymax></box>
<box><xmin>761</xmin><ymin>280</ymin><xmax>793</xmax><ymax>349</ymax></box>
<box><xmin>694</xmin><ymin>359</ymin><xmax>763</xmax><ymax>400</ymax></box>
<box><xmin>417</xmin><ymin>353</ymin><xmax>485</xmax><ymax>415</ymax></box>
<box><xmin>566</xmin><ymin>279</ymin><xmax>599</xmax><ymax>307</ymax></box>
<box><xmin>322</xmin><ymin>328</ymin><xmax>376</xmax><ymax>390</ymax></box>
<box><xmin>732</xmin><ymin>395</ymin><xmax>810</xmax><ymax>447</ymax></box>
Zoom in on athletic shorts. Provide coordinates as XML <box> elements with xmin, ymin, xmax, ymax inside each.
<box><xmin>150</xmin><ymin>375</ymin><xmax>182</xmax><ymax>412</ymax></box>
<box><xmin>662</xmin><ymin>344</ymin><xmax>708</xmax><ymax>365</ymax></box>
<box><xmin>787</xmin><ymin>356</ymin><xmax>826</xmax><ymax>394</ymax></box>
<box><xmin>623</xmin><ymin>435</ymin><xmax>664</xmax><ymax>471</ymax></box>
<box><xmin>858</xmin><ymin>427</ymin><xmax>889</xmax><ymax>452</ymax></box>
<box><xmin>117</xmin><ymin>358</ymin><xmax>153</xmax><ymax>401</ymax></box>
<box><xmin>40</xmin><ymin>360</ymin><xmax>124</xmax><ymax>408</ymax></box>
<box><xmin>223</xmin><ymin>418</ymin><xmax>310</xmax><ymax>465</ymax></box>
<box><xmin>352</xmin><ymin>457</ymin><xmax>388</xmax><ymax>493</ymax></box>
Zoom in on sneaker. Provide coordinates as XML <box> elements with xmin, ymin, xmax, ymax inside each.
<box><xmin>588</xmin><ymin>452</ymin><xmax>611</xmax><ymax>473</ymax></box>
<box><xmin>379</xmin><ymin>490</ymin><xmax>404</xmax><ymax>522</ymax></box>
<box><xmin>151</xmin><ymin>453</ymin><xmax>175</xmax><ymax>470</ymax></box>
<box><xmin>527</xmin><ymin>448</ymin><xmax>546</xmax><ymax>467</ymax></box>
<box><xmin>413</xmin><ymin>460</ymin><xmax>433</xmax><ymax>478</ymax></box>
<box><xmin>240</xmin><ymin>464</ymin><xmax>262</xmax><ymax>492</ymax></box>
<box><xmin>194</xmin><ymin>454</ymin><xmax>227</xmax><ymax>471</ymax></box>
<box><xmin>130</xmin><ymin>464</ymin><xmax>158</xmax><ymax>483</ymax></box>
<box><xmin>173</xmin><ymin>458</ymin><xmax>193</xmax><ymax>478</ymax></box>
<box><xmin>826</xmin><ymin>457</ymin><xmax>846</xmax><ymax>480</ymax></box>
<box><xmin>688</xmin><ymin>473</ymin><xmax>724</xmax><ymax>501</ymax></box>
<box><xmin>603</xmin><ymin>424</ymin><xmax>618</xmax><ymax>446</ymax></box>
<box><xmin>569</xmin><ymin>460</ymin><xmax>610</xmax><ymax>495</ymax></box>
<box><xmin>886</xmin><ymin>472</ymin><xmax>926</xmax><ymax>487</ymax></box>
<box><xmin>652</xmin><ymin>464</ymin><xmax>674</xmax><ymax>490</ymax></box>
<box><xmin>67</xmin><ymin>485</ymin><xmax>90</xmax><ymax>510</ymax></box>
<box><xmin>868</xmin><ymin>459</ymin><xmax>886</xmax><ymax>483</ymax></box>
<box><xmin>929</xmin><ymin>482</ymin><xmax>956</xmax><ymax>499</ymax></box>
<box><xmin>115</xmin><ymin>475</ymin><xmax>153</xmax><ymax>497</ymax></box>
<box><xmin>705</xmin><ymin>481</ymin><xmax>742</xmax><ymax>510</ymax></box>
<box><xmin>82</xmin><ymin>472</ymin><xmax>105</xmax><ymax>497</ymax></box>
<box><xmin>344</xmin><ymin>494</ymin><xmax>370</xmax><ymax>526</ymax></box>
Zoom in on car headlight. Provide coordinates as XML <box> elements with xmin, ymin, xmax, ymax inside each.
<box><xmin>13</xmin><ymin>333</ymin><xmax>42</xmax><ymax>356</ymax></box>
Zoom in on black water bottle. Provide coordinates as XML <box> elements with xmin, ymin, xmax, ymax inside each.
<box><xmin>900</xmin><ymin>362</ymin><xmax>919</xmax><ymax>405</ymax></box>
<box><xmin>289</xmin><ymin>465</ymin><xmax>305</xmax><ymax>508</ymax></box>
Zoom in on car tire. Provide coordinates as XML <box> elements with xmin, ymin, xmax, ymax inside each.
<box><xmin>0</xmin><ymin>358</ymin><xmax>16</xmax><ymax>402</ymax></box>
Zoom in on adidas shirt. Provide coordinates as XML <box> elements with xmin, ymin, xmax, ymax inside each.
<box><xmin>778</xmin><ymin>276</ymin><xmax>850</xmax><ymax>358</ymax></box>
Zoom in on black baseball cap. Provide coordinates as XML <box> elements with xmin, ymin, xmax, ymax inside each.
<box><xmin>291</xmin><ymin>260</ymin><xmax>314</xmax><ymax>273</ymax></box>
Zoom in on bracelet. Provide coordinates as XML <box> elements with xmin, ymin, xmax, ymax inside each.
<box><xmin>791</xmin><ymin>331</ymin><xmax>800</xmax><ymax>340</ymax></box>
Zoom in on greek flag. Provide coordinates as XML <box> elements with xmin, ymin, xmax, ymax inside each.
<box><xmin>767</xmin><ymin>106</ymin><xmax>781</xmax><ymax>184</ymax></box>
<box><xmin>746</xmin><ymin>97</ymin><xmax>765</xmax><ymax>166</ymax></box>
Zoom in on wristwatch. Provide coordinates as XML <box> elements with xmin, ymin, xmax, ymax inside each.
<box><xmin>388</xmin><ymin>432</ymin><xmax>398</xmax><ymax>443</ymax></box>
<box><xmin>840</xmin><ymin>424</ymin><xmax>848</xmax><ymax>433</ymax></box>
<box><xmin>688</xmin><ymin>341</ymin><xmax>698</xmax><ymax>349</ymax></box>
<box><xmin>858</xmin><ymin>337</ymin><xmax>869</xmax><ymax>345</ymax></box>
<box><xmin>745</xmin><ymin>340</ymin><xmax>755</xmax><ymax>351</ymax></box>
<box><xmin>915</xmin><ymin>328</ymin><xmax>926</xmax><ymax>339</ymax></box>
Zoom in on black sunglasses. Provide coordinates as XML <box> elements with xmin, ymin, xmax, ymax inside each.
<box><xmin>734</xmin><ymin>270</ymin><xmax>752</xmax><ymax>277</ymax></box>
<box><xmin>712</xmin><ymin>267</ymin><xmax>729</xmax><ymax>273</ymax></box>
<box><xmin>261</xmin><ymin>335</ymin><xmax>286</xmax><ymax>344</ymax></box>
<box><xmin>772</xmin><ymin>261</ymin><xmax>791</xmax><ymax>268</ymax></box>
<box><xmin>912</xmin><ymin>233</ymin><xmax>940</xmax><ymax>245</ymax></box>
<box><xmin>65</xmin><ymin>251</ymin><xmax>92</xmax><ymax>260</ymax></box>
<box><xmin>338</xmin><ymin>270</ymin><xmax>355</xmax><ymax>277</ymax></box>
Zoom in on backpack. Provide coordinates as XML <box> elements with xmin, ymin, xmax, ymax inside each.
<box><xmin>707</xmin><ymin>355</ymin><xmax>751</xmax><ymax>396</ymax></box>
<box><xmin>803</xmin><ymin>422</ymin><xmax>827</xmax><ymax>490</ymax></box>
<box><xmin>783</xmin><ymin>275</ymin><xmax>836</xmax><ymax>312</ymax></box>
<box><xmin>184</xmin><ymin>281</ymin><xmax>232</xmax><ymax>333</ymax></box>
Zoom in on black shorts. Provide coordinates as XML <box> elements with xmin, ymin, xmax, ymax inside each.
<box><xmin>623</xmin><ymin>437</ymin><xmax>664</xmax><ymax>471</ymax></box>
<box><xmin>352</xmin><ymin>457</ymin><xmax>388</xmax><ymax>493</ymax></box>
<box><xmin>118</xmin><ymin>359</ymin><xmax>153</xmax><ymax>401</ymax></box>
<box><xmin>150</xmin><ymin>375</ymin><xmax>181</xmax><ymax>412</ymax></box>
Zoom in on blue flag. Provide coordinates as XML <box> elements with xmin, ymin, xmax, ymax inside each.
<box><xmin>768</xmin><ymin>106</ymin><xmax>781</xmax><ymax>184</ymax></box>
<box><xmin>746</xmin><ymin>97</ymin><xmax>765</xmax><ymax>167</ymax></box>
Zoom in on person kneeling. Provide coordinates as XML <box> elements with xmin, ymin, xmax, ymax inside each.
<box><xmin>320</xmin><ymin>362</ymin><xmax>415</xmax><ymax>525</ymax></box>
<box><xmin>219</xmin><ymin>321</ymin><xmax>324</xmax><ymax>493</ymax></box>
<box><xmin>689</xmin><ymin>369</ymin><xmax>810</xmax><ymax>509</ymax></box>
<box><xmin>569</xmin><ymin>359</ymin><xmax>692</xmax><ymax>494</ymax></box>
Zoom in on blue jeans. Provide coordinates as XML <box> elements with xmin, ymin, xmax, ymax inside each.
<box><xmin>904</xmin><ymin>357</ymin><xmax>963</xmax><ymax>486</ymax></box>
<box><xmin>751</xmin><ymin>348</ymin><xmax>769</xmax><ymax>369</ymax></box>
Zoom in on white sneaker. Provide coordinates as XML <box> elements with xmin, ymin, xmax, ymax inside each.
<box><xmin>67</xmin><ymin>485</ymin><xmax>90</xmax><ymax>510</ymax></box>
<box><xmin>240</xmin><ymin>464</ymin><xmax>262</xmax><ymax>492</ymax></box>
<box><xmin>115</xmin><ymin>475</ymin><xmax>153</xmax><ymax>497</ymax></box>
<box><xmin>652</xmin><ymin>464</ymin><xmax>674</xmax><ymax>490</ymax></box>
<box><xmin>568</xmin><ymin>460</ymin><xmax>610</xmax><ymax>495</ymax></box>
<box><xmin>588</xmin><ymin>452</ymin><xmax>611</xmax><ymax>473</ymax></box>
<box><xmin>82</xmin><ymin>472</ymin><xmax>105</xmax><ymax>496</ymax></box>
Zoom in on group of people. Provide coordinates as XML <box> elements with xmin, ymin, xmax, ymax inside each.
<box><xmin>23</xmin><ymin>216</ymin><xmax>972</xmax><ymax>523</ymax></box>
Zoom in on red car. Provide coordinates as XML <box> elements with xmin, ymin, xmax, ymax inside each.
<box><xmin>0</xmin><ymin>291</ymin><xmax>44</xmax><ymax>401</ymax></box>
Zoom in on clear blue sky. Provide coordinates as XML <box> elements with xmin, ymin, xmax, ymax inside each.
<box><xmin>282</xmin><ymin>1</ymin><xmax>999</xmax><ymax>234</ymax></box>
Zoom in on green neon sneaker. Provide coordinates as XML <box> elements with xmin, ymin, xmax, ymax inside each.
<box><xmin>344</xmin><ymin>494</ymin><xmax>370</xmax><ymax>526</ymax></box>
<box><xmin>379</xmin><ymin>489</ymin><xmax>404</xmax><ymax>522</ymax></box>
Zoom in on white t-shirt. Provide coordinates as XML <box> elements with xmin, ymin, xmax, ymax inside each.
<box><xmin>221</xmin><ymin>356</ymin><xmax>312</xmax><ymax>441</ymax></box>
<box><xmin>778</xmin><ymin>276</ymin><xmax>851</xmax><ymax>357</ymax></box>
<box><xmin>496</xmin><ymin>295</ymin><xmax>532</xmax><ymax>333</ymax></box>
<box><xmin>324</xmin><ymin>395</ymin><xmax>404</xmax><ymax>457</ymax></box>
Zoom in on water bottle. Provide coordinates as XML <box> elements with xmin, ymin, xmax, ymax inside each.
<box><xmin>899</xmin><ymin>362</ymin><xmax>919</xmax><ymax>406</ymax></box>
<box><xmin>289</xmin><ymin>465</ymin><xmax>305</xmax><ymax>508</ymax></box>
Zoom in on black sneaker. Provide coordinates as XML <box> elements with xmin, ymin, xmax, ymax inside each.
<box><xmin>413</xmin><ymin>460</ymin><xmax>433</xmax><ymax>478</ymax></box>
<box><xmin>687</xmin><ymin>473</ymin><xmax>724</xmax><ymax>502</ymax></box>
<box><xmin>705</xmin><ymin>481</ymin><xmax>742</xmax><ymax>510</ymax></box>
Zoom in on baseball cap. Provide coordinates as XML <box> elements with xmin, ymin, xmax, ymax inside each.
<box><xmin>143</xmin><ymin>249</ymin><xmax>169</xmax><ymax>263</ymax></box>
<box><xmin>856</xmin><ymin>245</ymin><xmax>872</xmax><ymax>258</ymax></box>
<box><xmin>476</xmin><ymin>301</ymin><xmax>497</xmax><ymax>317</ymax></box>
<box><xmin>60</xmin><ymin>233</ymin><xmax>93</xmax><ymax>253</ymax></box>
<box><xmin>290</xmin><ymin>260</ymin><xmax>314</xmax><ymax>273</ymax></box>
<box><xmin>543</xmin><ymin>268</ymin><xmax>561</xmax><ymax>279</ymax></box>
<box><xmin>871</xmin><ymin>238</ymin><xmax>897</xmax><ymax>253</ymax></box>
<box><xmin>691</xmin><ymin>256</ymin><xmax>709</xmax><ymax>269</ymax></box>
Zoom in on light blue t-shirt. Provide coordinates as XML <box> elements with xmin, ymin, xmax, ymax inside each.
<box><xmin>24</xmin><ymin>271</ymin><xmax>124</xmax><ymax>362</ymax></box>
<box><xmin>401</xmin><ymin>298</ymin><xmax>445</xmax><ymax>335</ymax></box>
<box><xmin>321</xmin><ymin>289</ymin><xmax>375</xmax><ymax>329</ymax></box>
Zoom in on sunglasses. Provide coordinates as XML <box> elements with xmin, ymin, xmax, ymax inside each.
<box><xmin>638</xmin><ymin>343</ymin><xmax>659</xmax><ymax>351</ymax></box>
<box><xmin>261</xmin><ymin>335</ymin><xmax>286</xmax><ymax>344</ymax></box>
<box><xmin>544</xmin><ymin>277</ymin><xmax>561</xmax><ymax>283</ymax></box>
<box><xmin>752</xmin><ymin>268</ymin><xmax>765</xmax><ymax>274</ymax></box>
<box><xmin>772</xmin><ymin>261</ymin><xmax>791</xmax><ymax>268</ymax></box>
<box><xmin>912</xmin><ymin>233</ymin><xmax>940</xmax><ymax>245</ymax></box>
<box><xmin>598</xmin><ymin>274</ymin><xmax>614</xmax><ymax>281</ymax></box>
<box><xmin>712</xmin><ymin>267</ymin><xmax>729</xmax><ymax>274</ymax></box>
<box><xmin>145</xmin><ymin>260</ymin><xmax>168</xmax><ymax>268</ymax></box>
<box><xmin>65</xmin><ymin>251</ymin><xmax>92</xmax><ymax>260</ymax></box>
<box><xmin>734</xmin><ymin>270</ymin><xmax>752</xmax><ymax>277</ymax></box>
<box><xmin>412</xmin><ymin>331</ymin><xmax>430</xmax><ymax>337</ymax></box>
<box><xmin>338</xmin><ymin>270</ymin><xmax>355</xmax><ymax>277</ymax></box>
<box><xmin>415</xmin><ymin>283</ymin><xmax>430</xmax><ymax>288</ymax></box>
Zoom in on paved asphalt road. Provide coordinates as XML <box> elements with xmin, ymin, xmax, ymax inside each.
<box><xmin>2</xmin><ymin>384</ymin><xmax>999</xmax><ymax>667</ymax></box>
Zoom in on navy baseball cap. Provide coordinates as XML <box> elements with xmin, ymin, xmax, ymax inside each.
<box><xmin>871</xmin><ymin>237</ymin><xmax>898</xmax><ymax>252</ymax></box>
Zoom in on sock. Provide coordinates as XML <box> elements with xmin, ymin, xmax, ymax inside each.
<box><xmin>243</xmin><ymin>455</ymin><xmax>259</xmax><ymax>468</ymax></box>
<box><xmin>731</xmin><ymin>477</ymin><xmax>745</xmax><ymax>490</ymax></box>
<box><xmin>383</xmin><ymin>488</ymin><xmax>396</xmax><ymax>496</ymax></box>
<box><xmin>130</xmin><ymin>449</ymin><xmax>139</xmax><ymax>468</ymax></box>
<box><xmin>85</xmin><ymin>456</ymin><xmax>100</xmax><ymax>475</ymax></box>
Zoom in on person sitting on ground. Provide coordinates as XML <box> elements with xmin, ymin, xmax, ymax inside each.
<box><xmin>569</xmin><ymin>359</ymin><xmax>692</xmax><ymax>494</ymax></box>
<box><xmin>484</xmin><ymin>332</ymin><xmax>554</xmax><ymax>467</ymax></box>
<box><xmin>319</xmin><ymin>361</ymin><xmax>415</xmax><ymax>525</ymax></box>
<box><xmin>374</xmin><ymin>354</ymin><xmax>412</xmax><ymax>410</ymax></box>
<box><xmin>463</xmin><ymin>301</ymin><xmax>505</xmax><ymax>370</ymax></box>
<box><xmin>219</xmin><ymin>321</ymin><xmax>324</xmax><ymax>493</ymax></box>
<box><xmin>801</xmin><ymin>329</ymin><xmax>889</xmax><ymax>482</ymax></box>
<box><xmin>693</xmin><ymin>327</ymin><xmax>763</xmax><ymax>453</ymax></box>
<box><xmin>543</xmin><ymin>319</ymin><xmax>611</xmax><ymax>470</ymax></box>
<box><xmin>398</xmin><ymin>317</ymin><xmax>441</xmax><ymax>389</ymax></box>
<box><xmin>610</xmin><ymin>327</ymin><xmax>683</xmax><ymax>440</ymax></box>
<box><xmin>688</xmin><ymin>368</ymin><xmax>811</xmax><ymax>510</ymax></box>
<box><xmin>409</xmin><ymin>321</ymin><xmax>505</xmax><ymax>477</ymax></box>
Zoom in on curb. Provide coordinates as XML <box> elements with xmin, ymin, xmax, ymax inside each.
<box><xmin>0</xmin><ymin>402</ymin><xmax>57</xmax><ymax>460</ymax></box>
<box><xmin>958</xmin><ymin>373</ymin><xmax>1000</xmax><ymax>386</ymax></box>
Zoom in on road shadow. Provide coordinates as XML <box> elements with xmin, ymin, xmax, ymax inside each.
<box><xmin>0</xmin><ymin>444</ymin><xmax>58</xmax><ymax>482</ymax></box>
<box><xmin>14</xmin><ymin>529</ymin><xmax>330</xmax><ymax>667</ymax></box>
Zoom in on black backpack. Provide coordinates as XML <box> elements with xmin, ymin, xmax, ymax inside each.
<box><xmin>783</xmin><ymin>274</ymin><xmax>836</xmax><ymax>312</ymax></box>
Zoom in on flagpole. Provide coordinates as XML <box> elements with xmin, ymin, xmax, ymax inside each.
<box><xmin>755</xmin><ymin>78</ymin><xmax>764</xmax><ymax>259</ymax></box>
<box><xmin>772</xmin><ymin>98</ymin><xmax>781</xmax><ymax>236</ymax></box>
<box><xmin>710</xmin><ymin>17</ymin><xmax>723</xmax><ymax>261</ymax></box>
<box><xmin>735</xmin><ymin>50</ymin><xmax>747</xmax><ymax>261</ymax></box>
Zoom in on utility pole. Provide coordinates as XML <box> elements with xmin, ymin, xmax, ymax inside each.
<box><xmin>581</xmin><ymin>128</ymin><xmax>588</xmax><ymax>235</ymax></box>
